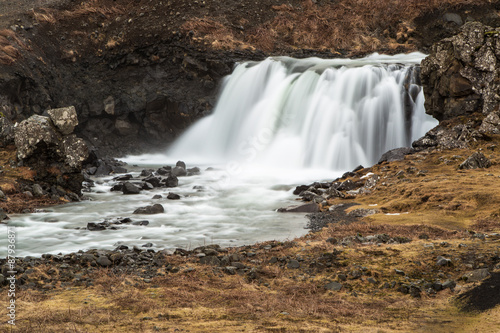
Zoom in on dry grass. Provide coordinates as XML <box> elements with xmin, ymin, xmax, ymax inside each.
<box><xmin>178</xmin><ymin>0</ymin><xmax>495</xmax><ymax>53</ymax></box>
<box><xmin>0</xmin><ymin>29</ymin><xmax>25</xmax><ymax>65</ymax></box>
<box><xmin>32</xmin><ymin>1</ymin><xmax>124</xmax><ymax>25</ymax></box>
<box><xmin>181</xmin><ymin>18</ymin><xmax>255</xmax><ymax>50</ymax></box>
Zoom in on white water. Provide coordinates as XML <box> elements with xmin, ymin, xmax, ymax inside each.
<box><xmin>1</xmin><ymin>53</ymin><xmax>437</xmax><ymax>257</ymax></box>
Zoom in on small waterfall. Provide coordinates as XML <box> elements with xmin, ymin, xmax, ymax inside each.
<box><xmin>168</xmin><ymin>53</ymin><xmax>437</xmax><ymax>171</ymax></box>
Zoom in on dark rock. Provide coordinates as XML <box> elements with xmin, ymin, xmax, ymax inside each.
<box><xmin>324</xmin><ymin>281</ymin><xmax>343</xmax><ymax>291</ymax></box>
<box><xmin>200</xmin><ymin>256</ymin><xmax>220</xmax><ymax>266</ymax></box>
<box><xmin>152</xmin><ymin>194</ymin><xmax>162</xmax><ymax>199</ymax></box>
<box><xmin>144</xmin><ymin>176</ymin><xmax>161</xmax><ymax>187</ymax></box>
<box><xmin>176</xmin><ymin>161</ymin><xmax>186</xmax><ymax>169</ymax></box>
<box><xmin>409</xmin><ymin>285</ymin><xmax>421</xmax><ymax>298</ymax></box>
<box><xmin>0</xmin><ymin>208</ymin><xmax>9</xmax><ymax>221</ymax></box>
<box><xmin>421</xmin><ymin>22</ymin><xmax>500</xmax><ymax>121</ymax></box>
<box><xmin>87</xmin><ymin>222</ymin><xmax>106</xmax><ymax>231</ymax></box>
<box><xmin>378</xmin><ymin>147</ymin><xmax>414</xmax><ymax>163</ymax></box>
<box><xmin>114</xmin><ymin>174</ymin><xmax>133</xmax><ymax>181</ymax></box>
<box><xmin>459</xmin><ymin>152</ymin><xmax>491</xmax><ymax>169</ymax></box>
<box><xmin>110</xmin><ymin>184</ymin><xmax>124</xmax><ymax>192</ymax></box>
<box><xmin>436</xmin><ymin>256</ymin><xmax>452</xmax><ymax>266</ymax></box>
<box><xmin>171</xmin><ymin>166</ymin><xmax>187</xmax><ymax>177</ymax></box>
<box><xmin>277</xmin><ymin>202</ymin><xmax>319</xmax><ymax>213</ymax></box>
<box><xmin>442</xmin><ymin>280</ymin><xmax>456</xmax><ymax>290</ymax></box>
<box><xmin>187</xmin><ymin>167</ymin><xmax>201</xmax><ymax>175</ymax></box>
<box><xmin>0</xmin><ymin>117</ymin><xmax>15</xmax><ymax>147</ymax></box>
<box><xmin>156</xmin><ymin>167</ymin><xmax>170</xmax><ymax>176</ymax></box>
<box><xmin>293</xmin><ymin>185</ymin><xmax>310</xmax><ymax>195</ymax></box>
<box><xmin>122</xmin><ymin>182</ymin><xmax>141</xmax><ymax>194</ymax></box>
<box><xmin>142</xmin><ymin>182</ymin><xmax>154</xmax><ymax>190</ymax></box>
<box><xmin>131</xmin><ymin>220</ymin><xmax>149</xmax><ymax>226</ymax></box>
<box><xmin>140</xmin><ymin>169</ymin><xmax>154</xmax><ymax>177</ymax></box>
<box><xmin>287</xmin><ymin>260</ymin><xmax>300</xmax><ymax>269</ymax></box>
<box><xmin>164</xmin><ymin>175</ymin><xmax>179</xmax><ymax>187</ymax></box>
<box><xmin>337</xmin><ymin>179</ymin><xmax>357</xmax><ymax>191</ymax></box>
<box><xmin>167</xmin><ymin>192</ymin><xmax>181</xmax><ymax>200</ymax></box>
<box><xmin>97</xmin><ymin>256</ymin><xmax>112</xmax><ymax>267</ymax></box>
<box><xmin>133</xmin><ymin>204</ymin><xmax>164</xmax><ymax>214</ymax></box>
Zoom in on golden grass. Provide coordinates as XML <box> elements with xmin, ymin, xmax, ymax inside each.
<box><xmin>178</xmin><ymin>0</ymin><xmax>495</xmax><ymax>53</ymax></box>
<box><xmin>0</xmin><ymin>29</ymin><xmax>25</xmax><ymax>65</ymax></box>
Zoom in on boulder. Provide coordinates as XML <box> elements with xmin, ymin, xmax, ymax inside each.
<box><xmin>164</xmin><ymin>175</ymin><xmax>179</xmax><ymax>187</ymax></box>
<box><xmin>171</xmin><ymin>166</ymin><xmax>187</xmax><ymax>177</ymax></box>
<box><xmin>122</xmin><ymin>182</ymin><xmax>141</xmax><ymax>194</ymax></box>
<box><xmin>459</xmin><ymin>152</ymin><xmax>491</xmax><ymax>169</ymax></box>
<box><xmin>133</xmin><ymin>204</ymin><xmax>164</xmax><ymax>214</ymax></box>
<box><xmin>421</xmin><ymin>22</ymin><xmax>500</xmax><ymax>121</ymax></box>
<box><xmin>47</xmin><ymin>106</ymin><xmax>78</xmax><ymax>135</ymax></box>
<box><xmin>13</xmin><ymin>114</ymin><xmax>88</xmax><ymax>194</ymax></box>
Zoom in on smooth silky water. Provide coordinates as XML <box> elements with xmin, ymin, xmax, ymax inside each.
<box><xmin>2</xmin><ymin>53</ymin><xmax>438</xmax><ymax>257</ymax></box>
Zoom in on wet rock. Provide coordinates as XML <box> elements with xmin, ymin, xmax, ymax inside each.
<box><xmin>152</xmin><ymin>194</ymin><xmax>162</xmax><ymax>199</ymax></box>
<box><xmin>164</xmin><ymin>175</ymin><xmax>179</xmax><ymax>187</ymax></box>
<box><xmin>171</xmin><ymin>166</ymin><xmax>187</xmax><ymax>177</ymax></box>
<box><xmin>277</xmin><ymin>202</ymin><xmax>319</xmax><ymax>213</ymax></box>
<box><xmin>87</xmin><ymin>222</ymin><xmax>107</xmax><ymax>231</ymax></box>
<box><xmin>156</xmin><ymin>167</ymin><xmax>170</xmax><ymax>176</ymax></box>
<box><xmin>167</xmin><ymin>192</ymin><xmax>181</xmax><ymax>200</ymax></box>
<box><xmin>324</xmin><ymin>281</ymin><xmax>343</xmax><ymax>291</ymax></box>
<box><xmin>187</xmin><ymin>167</ymin><xmax>201</xmax><ymax>175</ymax></box>
<box><xmin>459</xmin><ymin>152</ymin><xmax>491</xmax><ymax>169</ymax></box>
<box><xmin>176</xmin><ymin>161</ymin><xmax>186</xmax><ymax>169</ymax></box>
<box><xmin>144</xmin><ymin>176</ymin><xmax>161</xmax><ymax>187</ymax></box>
<box><xmin>122</xmin><ymin>182</ymin><xmax>141</xmax><ymax>194</ymax></box>
<box><xmin>140</xmin><ymin>169</ymin><xmax>154</xmax><ymax>177</ymax></box>
<box><xmin>133</xmin><ymin>204</ymin><xmax>164</xmax><ymax>214</ymax></box>
<box><xmin>131</xmin><ymin>220</ymin><xmax>149</xmax><ymax>226</ymax></box>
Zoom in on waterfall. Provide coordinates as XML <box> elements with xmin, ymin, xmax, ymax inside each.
<box><xmin>168</xmin><ymin>53</ymin><xmax>438</xmax><ymax>171</ymax></box>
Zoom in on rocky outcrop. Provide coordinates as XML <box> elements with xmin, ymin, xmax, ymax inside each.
<box><xmin>13</xmin><ymin>106</ymin><xmax>88</xmax><ymax>194</ymax></box>
<box><xmin>421</xmin><ymin>22</ymin><xmax>500</xmax><ymax>122</ymax></box>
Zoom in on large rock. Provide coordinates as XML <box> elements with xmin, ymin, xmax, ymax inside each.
<box><xmin>47</xmin><ymin>106</ymin><xmax>78</xmax><ymax>135</ymax></box>
<box><xmin>421</xmin><ymin>22</ymin><xmax>500</xmax><ymax>122</ymax></box>
<box><xmin>133</xmin><ymin>204</ymin><xmax>165</xmax><ymax>214</ymax></box>
<box><xmin>13</xmin><ymin>111</ymin><xmax>88</xmax><ymax>194</ymax></box>
<box><xmin>459</xmin><ymin>152</ymin><xmax>491</xmax><ymax>169</ymax></box>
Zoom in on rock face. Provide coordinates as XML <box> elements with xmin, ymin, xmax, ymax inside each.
<box><xmin>13</xmin><ymin>107</ymin><xmax>88</xmax><ymax>194</ymax></box>
<box><xmin>421</xmin><ymin>22</ymin><xmax>500</xmax><ymax>122</ymax></box>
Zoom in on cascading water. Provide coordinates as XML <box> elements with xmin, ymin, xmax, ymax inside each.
<box><xmin>167</xmin><ymin>52</ymin><xmax>437</xmax><ymax>170</ymax></box>
<box><xmin>3</xmin><ymin>53</ymin><xmax>438</xmax><ymax>257</ymax></box>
